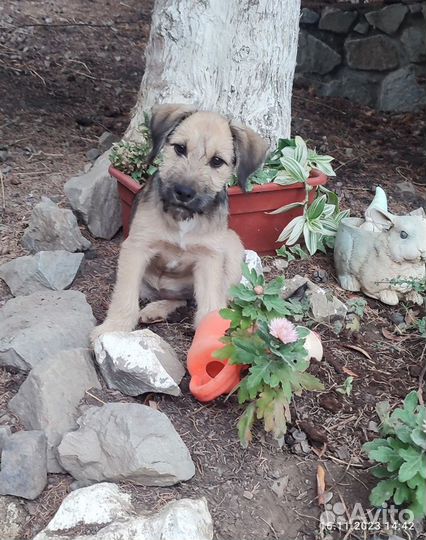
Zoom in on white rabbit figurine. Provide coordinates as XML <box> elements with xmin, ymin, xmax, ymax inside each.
<box><xmin>334</xmin><ymin>205</ymin><xmax>426</xmax><ymax>306</ymax></box>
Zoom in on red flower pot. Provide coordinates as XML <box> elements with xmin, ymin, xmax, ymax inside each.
<box><xmin>187</xmin><ymin>311</ymin><xmax>244</xmax><ymax>403</ymax></box>
<box><xmin>109</xmin><ymin>165</ymin><xmax>327</xmax><ymax>255</ymax></box>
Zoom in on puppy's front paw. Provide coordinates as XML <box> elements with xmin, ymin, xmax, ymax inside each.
<box><xmin>90</xmin><ymin>319</ymin><xmax>134</xmax><ymax>345</ymax></box>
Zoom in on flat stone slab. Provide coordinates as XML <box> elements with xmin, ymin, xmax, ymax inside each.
<box><xmin>0</xmin><ymin>431</ymin><xmax>47</xmax><ymax>500</ymax></box>
<box><xmin>365</xmin><ymin>4</ymin><xmax>408</xmax><ymax>34</ymax></box>
<box><xmin>0</xmin><ymin>290</ymin><xmax>95</xmax><ymax>371</ymax></box>
<box><xmin>9</xmin><ymin>349</ymin><xmax>101</xmax><ymax>473</ymax></box>
<box><xmin>297</xmin><ymin>31</ymin><xmax>341</xmax><ymax>75</ymax></box>
<box><xmin>58</xmin><ymin>402</ymin><xmax>195</xmax><ymax>487</ymax></box>
<box><xmin>345</xmin><ymin>35</ymin><xmax>399</xmax><ymax>71</ymax></box>
<box><xmin>0</xmin><ymin>250</ymin><xmax>84</xmax><ymax>296</ymax></box>
<box><xmin>318</xmin><ymin>7</ymin><xmax>357</xmax><ymax>33</ymax></box>
<box><xmin>94</xmin><ymin>330</ymin><xmax>184</xmax><ymax>397</ymax></box>
<box><xmin>34</xmin><ymin>485</ymin><xmax>213</xmax><ymax>540</ymax></box>
<box><xmin>21</xmin><ymin>197</ymin><xmax>91</xmax><ymax>253</ymax></box>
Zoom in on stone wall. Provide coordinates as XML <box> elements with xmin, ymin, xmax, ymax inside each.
<box><xmin>296</xmin><ymin>1</ymin><xmax>426</xmax><ymax>111</ymax></box>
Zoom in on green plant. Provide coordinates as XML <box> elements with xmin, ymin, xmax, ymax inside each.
<box><xmin>214</xmin><ymin>264</ymin><xmax>324</xmax><ymax>447</ymax></box>
<box><xmin>336</xmin><ymin>376</ymin><xmax>354</xmax><ymax>396</ymax></box>
<box><xmin>347</xmin><ymin>298</ymin><xmax>367</xmax><ymax>318</ymax></box>
<box><xmin>109</xmin><ymin>119</ymin><xmax>157</xmax><ymax>184</ymax></box>
<box><xmin>389</xmin><ymin>277</ymin><xmax>426</xmax><ymax>296</ymax></box>
<box><xmin>276</xmin><ymin>244</ymin><xmax>309</xmax><ymax>262</ymax></box>
<box><xmin>363</xmin><ymin>391</ymin><xmax>426</xmax><ymax>519</ymax></box>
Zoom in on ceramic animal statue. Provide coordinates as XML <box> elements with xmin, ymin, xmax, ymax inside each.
<box><xmin>334</xmin><ymin>190</ymin><xmax>426</xmax><ymax>305</ymax></box>
<box><xmin>360</xmin><ymin>186</ymin><xmax>388</xmax><ymax>232</ymax></box>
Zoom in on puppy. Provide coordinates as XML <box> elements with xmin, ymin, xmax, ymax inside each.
<box><xmin>91</xmin><ymin>104</ymin><xmax>268</xmax><ymax>341</ymax></box>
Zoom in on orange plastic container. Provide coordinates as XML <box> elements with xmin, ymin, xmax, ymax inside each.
<box><xmin>187</xmin><ymin>311</ymin><xmax>244</xmax><ymax>402</ymax></box>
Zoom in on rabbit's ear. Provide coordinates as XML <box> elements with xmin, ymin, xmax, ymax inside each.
<box><xmin>409</xmin><ymin>208</ymin><xmax>426</xmax><ymax>218</ymax></box>
<box><xmin>368</xmin><ymin>208</ymin><xmax>395</xmax><ymax>230</ymax></box>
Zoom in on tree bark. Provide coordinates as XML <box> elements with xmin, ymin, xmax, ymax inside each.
<box><xmin>127</xmin><ymin>0</ymin><xmax>301</xmax><ymax>147</ymax></box>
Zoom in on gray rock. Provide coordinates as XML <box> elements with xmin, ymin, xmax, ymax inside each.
<box><xmin>64</xmin><ymin>152</ymin><xmax>121</xmax><ymax>240</ymax></box>
<box><xmin>34</xmin><ymin>486</ymin><xmax>213</xmax><ymax>540</ymax></box>
<box><xmin>408</xmin><ymin>3</ymin><xmax>423</xmax><ymax>14</ymax></box>
<box><xmin>353</xmin><ymin>20</ymin><xmax>369</xmax><ymax>35</ymax></box>
<box><xmin>297</xmin><ymin>31</ymin><xmax>341</xmax><ymax>75</ymax></box>
<box><xmin>319</xmin><ymin>67</ymin><xmax>381</xmax><ymax>107</ymax></box>
<box><xmin>58</xmin><ymin>403</ymin><xmax>195</xmax><ymax>487</ymax></box>
<box><xmin>378</xmin><ymin>66</ymin><xmax>426</xmax><ymax>112</ymax></box>
<box><xmin>0</xmin><ymin>150</ymin><xmax>9</xmax><ymax>163</ymax></box>
<box><xmin>318</xmin><ymin>8</ymin><xmax>357</xmax><ymax>33</ymax></box>
<box><xmin>94</xmin><ymin>330</ymin><xmax>184</xmax><ymax>397</ymax></box>
<box><xmin>0</xmin><ymin>290</ymin><xmax>95</xmax><ymax>371</ymax></box>
<box><xmin>9</xmin><ymin>349</ymin><xmax>101</xmax><ymax>473</ymax></box>
<box><xmin>396</xmin><ymin>181</ymin><xmax>417</xmax><ymax>195</ymax></box>
<box><xmin>86</xmin><ymin>148</ymin><xmax>101</xmax><ymax>161</ymax></box>
<box><xmin>0</xmin><ymin>431</ymin><xmax>47</xmax><ymax>500</ymax></box>
<box><xmin>365</xmin><ymin>4</ymin><xmax>408</xmax><ymax>35</ymax></box>
<box><xmin>300</xmin><ymin>8</ymin><xmax>319</xmax><ymax>25</ymax></box>
<box><xmin>0</xmin><ymin>496</ymin><xmax>28</xmax><ymax>540</ymax></box>
<box><xmin>0</xmin><ymin>426</ymin><xmax>11</xmax><ymax>452</ymax></box>
<box><xmin>345</xmin><ymin>35</ymin><xmax>399</xmax><ymax>71</ymax></box>
<box><xmin>282</xmin><ymin>275</ymin><xmax>347</xmax><ymax>323</ymax></box>
<box><xmin>21</xmin><ymin>197</ymin><xmax>91</xmax><ymax>253</ymax></box>
<box><xmin>98</xmin><ymin>132</ymin><xmax>119</xmax><ymax>152</ymax></box>
<box><xmin>401</xmin><ymin>24</ymin><xmax>426</xmax><ymax>63</ymax></box>
<box><xmin>0</xmin><ymin>250</ymin><xmax>84</xmax><ymax>296</ymax></box>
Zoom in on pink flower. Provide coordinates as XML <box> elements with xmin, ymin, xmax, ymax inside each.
<box><xmin>268</xmin><ymin>318</ymin><xmax>298</xmax><ymax>344</ymax></box>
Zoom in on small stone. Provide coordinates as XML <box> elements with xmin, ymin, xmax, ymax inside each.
<box><xmin>368</xmin><ymin>421</ymin><xmax>379</xmax><ymax>433</ymax></box>
<box><xmin>0</xmin><ymin>150</ymin><xmax>8</xmax><ymax>162</ymax></box>
<box><xmin>378</xmin><ymin>66</ymin><xmax>426</xmax><ymax>112</ymax></box>
<box><xmin>365</xmin><ymin>4</ymin><xmax>408</xmax><ymax>35</ymax></box>
<box><xmin>292</xmin><ymin>429</ymin><xmax>307</xmax><ymax>442</ymax></box>
<box><xmin>273</xmin><ymin>258</ymin><xmax>288</xmax><ymax>271</ymax></box>
<box><xmin>0</xmin><ymin>290</ymin><xmax>95</xmax><ymax>371</ymax></box>
<box><xmin>21</xmin><ymin>197</ymin><xmax>91</xmax><ymax>253</ymax></box>
<box><xmin>319</xmin><ymin>8</ymin><xmax>357</xmax><ymax>33</ymax></box>
<box><xmin>300</xmin><ymin>8</ymin><xmax>319</xmax><ymax>25</ymax></box>
<box><xmin>401</xmin><ymin>25</ymin><xmax>426</xmax><ymax>63</ymax></box>
<box><xmin>0</xmin><ymin>250</ymin><xmax>84</xmax><ymax>296</ymax></box>
<box><xmin>297</xmin><ymin>31</ymin><xmax>341</xmax><ymax>75</ymax></box>
<box><xmin>98</xmin><ymin>131</ymin><xmax>119</xmax><ymax>151</ymax></box>
<box><xmin>390</xmin><ymin>311</ymin><xmax>405</xmax><ymax>325</ymax></box>
<box><xmin>0</xmin><ymin>425</ymin><xmax>11</xmax><ymax>452</ymax></box>
<box><xmin>271</xmin><ymin>476</ymin><xmax>289</xmax><ymax>498</ymax></box>
<box><xmin>300</xmin><ymin>440</ymin><xmax>311</xmax><ymax>454</ymax></box>
<box><xmin>94</xmin><ymin>330</ymin><xmax>184</xmax><ymax>397</ymax></box>
<box><xmin>345</xmin><ymin>35</ymin><xmax>399</xmax><ymax>71</ymax></box>
<box><xmin>9</xmin><ymin>349</ymin><xmax>101</xmax><ymax>473</ymax></box>
<box><xmin>0</xmin><ymin>431</ymin><xmax>47</xmax><ymax>500</ymax></box>
<box><xmin>313</xmin><ymin>268</ymin><xmax>328</xmax><ymax>283</ymax></box>
<box><xmin>86</xmin><ymin>148</ymin><xmax>101</xmax><ymax>161</ymax></box>
<box><xmin>243</xmin><ymin>490</ymin><xmax>253</xmax><ymax>500</ymax></box>
<box><xmin>0</xmin><ymin>496</ymin><xmax>28</xmax><ymax>540</ymax></box>
<box><xmin>58</xmin><ymin>402</ymin><xmax>195</xmax><ymax>487</ymax></box>
<box><xmin>353</xmin><ymin>20</ymin><xmax>369</xmax><ymax>34</ymax></box>
<box><xmin>396</xmin><ymin>181</ymin><xmax>417</xmax><ymax>195</ymax></box>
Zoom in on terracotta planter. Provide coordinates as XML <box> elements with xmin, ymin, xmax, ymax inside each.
<box><xmin>186</xmin><ymin>310</ymin><xmax>244</xmax><ymax>403</ymax></box>
<box><xmin>109</xmin><ymin>165</ymin><xmax>327</xmax><ymax>254</ymax></box>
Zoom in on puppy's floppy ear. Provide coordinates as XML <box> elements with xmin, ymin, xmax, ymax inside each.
<box><xmin>229</xmin><ymin>121</ymin><xmax>269</xmax><ymax>191</ymax></box>
<box><xmin>148</xmin><ymin>103</ymin><xmax>197</xmax><ymax>162</ymax></box>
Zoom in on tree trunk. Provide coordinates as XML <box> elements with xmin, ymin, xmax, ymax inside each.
<box><xmin>127</xmin><ymin>0</ymin><xmax>301</xmax><ymax>147</ymax></box>
<box><xmin>66</xmin><ymin>0</ymin><xmax>301</xmax><ymax>239</ymax></box>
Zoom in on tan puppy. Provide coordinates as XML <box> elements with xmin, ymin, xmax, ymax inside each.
<box><xmin>91</xmin><ymin>104</ymin><xmax>268</xmax><ymax>341</ymax></box>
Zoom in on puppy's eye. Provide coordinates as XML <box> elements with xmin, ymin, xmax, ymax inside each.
<box><xmin>173</xmin><ymin>144</ymin><xmax>186</xmax><ymax>157</ymax></box>
<box><xmin>210</xmin><ymin>156</ymin><xmax>225</xmax><ymax>168</ymax></box>
<box><xmin>400</xmin><ymin>231</ymin><xmax>408</xmax><ymax>239</ymax></box>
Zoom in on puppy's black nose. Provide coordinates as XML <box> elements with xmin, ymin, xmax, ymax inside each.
<box><xmin>174</xmin><ymin>183</ymin><xmax>195</xmax><ymax>202</ymax></box>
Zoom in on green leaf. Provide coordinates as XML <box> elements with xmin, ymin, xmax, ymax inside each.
<box><xmin>411</xmin><ymin>428</ymin><xmax>426</xmax><ymax>450</ymax></box>
<box><xmin>371</xmin><ymin>465</ymin><xmax>391</xmax><ymax>479</ymax></box>
<box><xmin>403</xmin><ymin>390</ymin><xmax>419</xmax><ymax>414</ymax></box>
<box><xmin>238</xmin><ymin>402</ymin><xmax>256</xmax><ymax>448</ymax></box>
<box><xmin>267</xmin><ymin>201</ymin><xmax>305</xmax><ymax>215</ymax></box>
<box><xmin>369</xmin><ymin>446</ymin><xmax>400</xmax><ymax>464</ymax></box>
<box><xmin>263</xmin><ymin>295</ymin><xmax>289</xmax><ymax>314</ymax></box>
<box><xmin>394</xmin><ymin>484</ymin><xmax>411</xmax><ymax>505</ymax></box>
<box><xmin>297</xmin><ymin>372</ymin><xmax>324</xmax><ymax>391</ymax></box>
<box><xmin>369</xmin><ymin>479</ymin><xmax>399</xmax><ymax>507</ymax></box>
<box><xmin>303</xmin><ymin>225</ymin><xmax>319</xmax><ymax>255</ymax></box>
<box><xmin>212</xmin><ymin>344</ymin><xmax>234</xmax><ymax>361</ymax></box>
<box><xmin>398</xmin><ymin>449</ymin><xmax>423</xmax><ymax>482</ymax></box>
<box><xmin>229</xmin><ymin>285</ymin><xmax>257</xmax><ymax>303</ymax></box>
<box><xmin>279</xmin><ymin>156</ymin><xmax>309</xmax><ymax>183</ymax></box>
<box><xmin>307</xmin><ymin>195</ymin><xmax>327</xmax><ymax>221</ymax></box>
<box><xmin>263</xmin><ymin>277</ymin><xmax>284</xmax><ymax>296</ymax></box>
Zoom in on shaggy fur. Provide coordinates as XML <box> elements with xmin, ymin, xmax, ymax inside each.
<box><xmin>91</xmin><ymin>104</ymin><xmax>268</xmax><ymax>340</ymax></box>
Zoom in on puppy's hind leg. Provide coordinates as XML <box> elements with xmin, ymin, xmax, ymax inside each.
<box><xmin>140</xmin><ymin>300</ymin><xmax>187</xmax><ymax>323</ymax></box>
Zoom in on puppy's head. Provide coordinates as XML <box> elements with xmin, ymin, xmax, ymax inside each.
<box><xmin>149</xmin><ymin>104</ymin><xmax>268</xmax><ymax>220</ymax></box>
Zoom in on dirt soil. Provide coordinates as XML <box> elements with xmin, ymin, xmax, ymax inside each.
<box><xmin>0</xmin><ymin>1</ymin><xmax>425</xmax><ymax>540</ymax></box>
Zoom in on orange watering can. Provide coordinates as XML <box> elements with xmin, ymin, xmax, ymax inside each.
<box><xmin>187</xmin><ymin>310</ymin><xmax>244</xmax><ymax>402</ymax></box>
